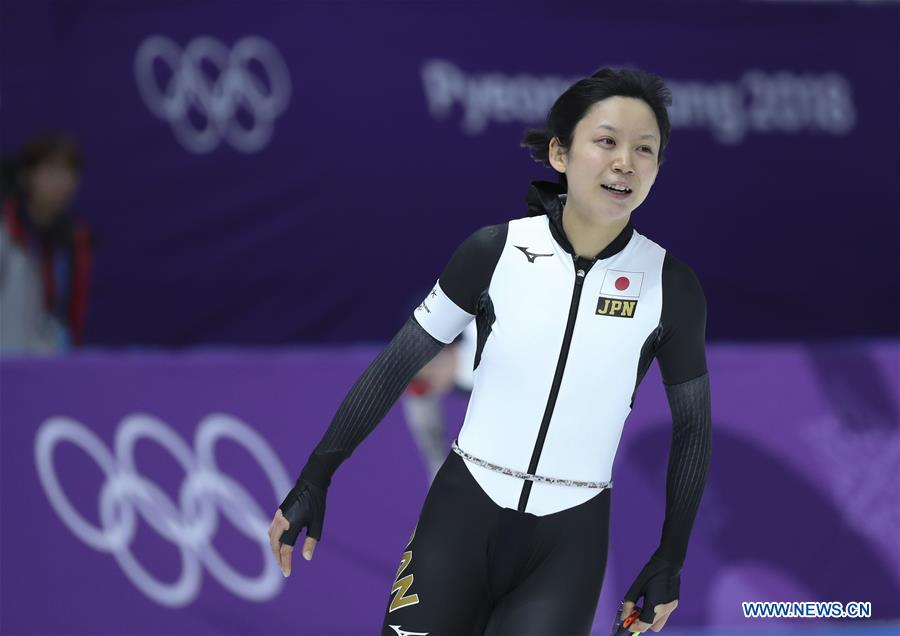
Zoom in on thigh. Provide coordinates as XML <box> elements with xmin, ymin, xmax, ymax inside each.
<box><xmin>380</xmin><ymin>452</ymin><xmax>496</xmax><ymax>636</ymax></box>
<box><xmin>484</xmin><ymin>489</ymin><xmax>612</xmax><ymax>636</ymax></box>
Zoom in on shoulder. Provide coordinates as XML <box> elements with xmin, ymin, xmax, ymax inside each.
<box><xmin>465</xmin><ymin>222</ymin><xmax>508</xmax><ymax>247</ymax></box>
<box><xmin>450</xmin><ymin>222</ymin><xmax>509</xmax><ymax>261</ymax></box>
<box><xmin>663</xmin><ymin>252</ymin><xmax>706</xmax><ymax>305</ymax></box>
<box><xmin>440</xmin><ymin>222</ymin><xmax>509</xmax><ymax>313</ymax></box>
<box><xmin>656</xmin><ymin>251</ymin><xmax>709</xmax><ymax>382</ymax></box>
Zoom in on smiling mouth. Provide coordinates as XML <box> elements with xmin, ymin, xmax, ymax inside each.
<box><xmin>601</xmin><ymin>184</ymin><xmax>632</xmax><ymax>195</ymax></box>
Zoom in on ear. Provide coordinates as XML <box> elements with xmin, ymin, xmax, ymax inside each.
<box><xmin>548</xmin><ymin>137</ymin><xmax>567</xmax><ymax>173</ymax></box>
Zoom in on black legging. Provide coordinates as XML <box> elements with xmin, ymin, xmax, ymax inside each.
<box><xmin>380</xmin><ymin>451</ymin><xmax>611</xmax><ymax>635</ymax></box>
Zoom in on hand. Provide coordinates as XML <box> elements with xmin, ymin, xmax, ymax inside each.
<box><xmin>268</xmin><ymin>478</ymin><xmax>327</xmax><ymax>577</ymax></box>
<box><xmin>267</xmin><ymin>508</ymin><xmax>317</xmax><ymax>577</ymax></box>
<box><xmin>619</xmin><ymin>599</ymin><xmax>678</xmax><ymax>633</ymax></box>
<box><xmin>622</xmin><ymin>555</ymin><xmax>681</xmax><ymax>632</ymax></box>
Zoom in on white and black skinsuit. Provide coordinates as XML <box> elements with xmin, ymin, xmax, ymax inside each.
<box><xmin>282</xmin><ymin>180</ymin><xmax>712</xmax><ymax>635</ymax></box>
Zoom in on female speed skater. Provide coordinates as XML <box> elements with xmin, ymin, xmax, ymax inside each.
<box><xmin>268</xmin><ymin>66</ymin><xmax>712</xmax><ymax>635</ymax></box>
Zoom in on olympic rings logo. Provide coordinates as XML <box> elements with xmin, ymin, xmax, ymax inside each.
<box><xmin>134</xmin><ymin>35</ymin><xmax>292</xmax><ymax>153</ymax></box>
<box><xmin>34</xmin><ymin>413</ymin><xmax>292</xmax><ymax>607</ymax></box>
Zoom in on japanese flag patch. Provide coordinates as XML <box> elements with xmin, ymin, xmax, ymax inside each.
<box><xmin>599</xmin><ymin>270</ymin><xmax>643</xmax><ymax>299</ymax></box>
<box><xmin>596</xmin><ymin>270</ymin><xmax>643</xmax><ymax>318</ymax></box>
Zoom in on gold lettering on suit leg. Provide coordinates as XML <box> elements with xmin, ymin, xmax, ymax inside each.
<box><xmin>389</xmin><ymin>550</ymin><xmax>420</xmax><ymax>612</ymax></box>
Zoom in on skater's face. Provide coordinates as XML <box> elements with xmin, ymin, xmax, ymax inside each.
<box><xmin>550</xmin><ymin>96</ymin><xmax>660</xmax><ymax>222</ymax></box>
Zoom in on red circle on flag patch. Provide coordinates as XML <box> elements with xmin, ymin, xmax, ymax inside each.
<box><xmin>615</xmin><ymin>276</ymin><xmax>630</xmax><ymax>291</ymax></box>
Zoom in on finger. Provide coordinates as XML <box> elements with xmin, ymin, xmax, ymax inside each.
<box><xmin>268</xmin><ymin>533</ymin><xmax>279</xmax><ymax>563</ymax></box>
<box><xmin>272</xmin><ymin>508</ymin><xmax>293</xmax><ymax>546</ymax></box>
<box><xmin>273</xmin><ymin>509</ymin><xmax>289</xmax><ymax>529</ymax></box>
<box><xmin>629</xmin><ymin>619</ymin><xmax>652</xmax><ymax>633</ymax></box>
<box><xmin>655</xmin><ymin>600</ymin><xmax>677</xmax><ymax>613</ymax></box>
<box><xmin>637</xmin><ymin>604</ymin><xmax>657</xmax><ymax>625</ymax></box>
<box><xmin>268</xmin><ymin>517</ymin><xmax>282</xmax><ymax>564</ymax></box>
<box><xmin>620</xmin><ymin>600</ymin><xmax>636</xmax><ymax>621</ymax></box>
<box><xmin>279</xmin><ymin>543</ymin><xmax>294</xmax><ymax>576</ymax></box>
<box><xmin>651</xmin><ymin>602</ymin><xmax>677</xmax><ymax>632</ymax></box>
<box><xmin>302</xmin><ymin>536</ymin><xmax>318</xmax><ymax>561</ymax></box>
<box><xmin>650</xmin><ymin>613</ymin><xmax>671</xmax><ymax>632</ymax></box>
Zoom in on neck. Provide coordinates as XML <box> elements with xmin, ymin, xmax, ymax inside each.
<box><xmin>561</xmin><ymin>197</ymin><xmax>630</xmax><ymax>259</ymax></box>
<box><xmin>24</xmin><ymin>195</ymin><xmax>59</xmax><ymax>230</ymax></box>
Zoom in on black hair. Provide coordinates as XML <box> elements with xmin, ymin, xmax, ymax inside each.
<box><xmin>521</xmin><ymin>67</ymin><xmax>672</xmax><ymax>190</ymax></box>
<box><xmin>20</xmin><ymin>133</ymin><xmax>83</xmax><ymax>175</ymax></box>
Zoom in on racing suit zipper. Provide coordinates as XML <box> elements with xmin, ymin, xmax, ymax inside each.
<box><xmin>517</xmin><ymin>255</ymin><xmax>592</xmax><ymax>512</ymax></box>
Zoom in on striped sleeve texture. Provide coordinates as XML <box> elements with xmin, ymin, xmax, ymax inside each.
<box><xmin>298</xmin><ymin>316</ymin><xmax>445</xmax><ymax>490</ymax></box>
<box><xmin>653</xmin><ymin>372</ymin><xmax>712</xmax><ymax>569</ymax></box>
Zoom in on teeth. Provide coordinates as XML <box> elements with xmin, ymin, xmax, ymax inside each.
<box><xmin>604</xmin><ymin>184</ymin><xmax>631</xmax><ymax>193</ymax></box>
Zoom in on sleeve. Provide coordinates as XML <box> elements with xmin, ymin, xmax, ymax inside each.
<box><xmin>413</xmin><ymin>223</ymin><xmax>508</xmax><ymax>343</ymax></box>
<box><xmin>298</xmin><ymin>223</ymin><xmax>508</xmax><ymax>490</ymax></box>
<box><xmin>68</xmin><ymin>222</ymin><xmax>93</xmax><ymax>346</ymax></box>
<box><xmin>299</xmin><ymin>316</ymin><xmax>446</xmax><ymax>489</ymax></box>
<box><xmin>655</xmin><ymin>252</ymin><xmax>708</xmax><ymax>385</ymax></box>
<box><xmin>651</xmin><ymin>373</ymin><xmax>712</xmax><ymax>570</ymax></box>
<box><xmin>651</xmin><ymin>253</ymin><xmax>712</xmax><ymax>570</ymax></box>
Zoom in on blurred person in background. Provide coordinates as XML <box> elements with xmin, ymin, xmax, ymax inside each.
<box><xmin>402</xmin><ymin>321</ymin><xmax>477</xmax><ymax>482</ymax></box>
<box><xmin>269</xmin><ymin>67</ymin><xmax>711</xmax><ymax>634</ymax></box>
<box><xmin>0</xmin><ymin>134</ymin><xmax>92</xmax><ymax>354</ymax></box>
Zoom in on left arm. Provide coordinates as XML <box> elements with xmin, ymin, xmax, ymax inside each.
<box><xmin>623</xmin><ymin>253</ymin><xmax>712</xmax><ymax>631</ymax></box>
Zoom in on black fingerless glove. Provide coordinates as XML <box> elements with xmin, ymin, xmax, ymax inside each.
<box><xmin>624</xmin><ymin>555</ymin><xmax>681</xmax><ymax>624</ymax></box>
<box><xmin>622</xmin><ymin>374</ymin><xmax>712</xmax><ymax>623</ymax></box>
<box><xmin>277</xmin><ymin>448</ymin><xmax>343</xmax><ymax>546</ymax></box>
<box><xmin>275</xmin><ymin>317</ymin><xmax>445</xmax><ymax>548</ymax></box>
<box><xmin>278</xmin><ymin>477</ymin><xmax>327</xmax><ymax>546</ymax></box>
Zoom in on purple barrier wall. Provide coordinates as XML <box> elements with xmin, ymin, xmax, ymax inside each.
<box><xmin>1</xmin><ymin>0</ymin><xmax>898</xmax><ymax>345</ymax></box>
<box><xmin>1</xmin><ymin>342</ymin><xmax>897</xmax><ymax>634</ymax></box>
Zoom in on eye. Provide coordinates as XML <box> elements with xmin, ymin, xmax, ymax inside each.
<box><xmin>597</xmin><ymin>137</ymin><xmax>615</xmax><ymax>146</ymax></box>
<box><xmin>638</xmin><ymin>145</ymin><xmax>655</xmax><ymax>154</ymax></box>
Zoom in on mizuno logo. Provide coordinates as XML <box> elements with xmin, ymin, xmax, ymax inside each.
<box><xmin>389</xmin><ymin>626</ymin><xmax>429</xmax><ymax>636</ymax></box>
<box><xmin>515</xmin><ymin>245</ymin><xmax>553</xmax><ymax>263</ymax></box>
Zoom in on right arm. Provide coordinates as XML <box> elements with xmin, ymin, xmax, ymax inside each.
<box><xmin>296</xmin><ymin>315</ymin><xmax>450</xmax><ymax>492</ymax></box>
<box><xmin>295</xmin><ymin>221</ymin><xmax>510</xmax><ymax>492</ymax></box>
<box><xmin>269</xmin><ymin>222</ymin><xmax>507</xmax><ymax>574</ymax></box>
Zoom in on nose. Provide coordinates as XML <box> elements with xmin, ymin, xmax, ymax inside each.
<box><xmin>612</xmin><ymin>152</ymin><xmax>635</xmax><ymax>175</ymax></box>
